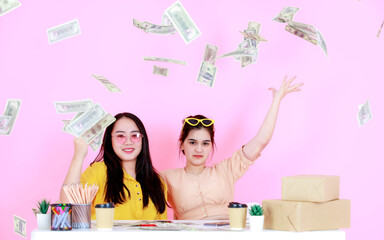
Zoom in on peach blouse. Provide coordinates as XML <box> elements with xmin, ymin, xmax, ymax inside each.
<box><xmin>161</xmin><ymin>149</ymin><xmax>259</xmax><ymax>220</ymax></box>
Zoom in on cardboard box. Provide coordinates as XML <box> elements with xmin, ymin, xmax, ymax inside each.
<box><xmin>282</xmin><ymin>175</ymin><xmax>339</xmax><ymax>202</ymax></box>
<box><xmin>262</xmin><ymin>199</ymin><xmax>350</xmax><ymax>232</ymax></box>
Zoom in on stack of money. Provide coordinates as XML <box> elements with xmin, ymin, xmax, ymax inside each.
<box><xmin>215</xmin><ymin>21</ymin><xmax>263</xmax><ymax>68</ymax></box>
<box><xmin>357</xmin><ymin>99</ymin><xmax>372</xmax><ymax>127</ymax></box>
<box><xmin>197</xmin><ymin>44</ymin><xmax>218</xmax><ymax>87</ymax></box>
<box><xmin>47</xmin><ymin>19</ymin><xmax>81</xmax><ymax>44</ymax></box>
<box><xmin>0</xmin><ymin>99</ymin><xmax>22</xmax><ymax>135</ymax></box>
<box><xmin>54</xmin><ymin>99</ymin><xmax>116</xmax><ymax>151</ymax></box>
<box><xmin>273</xmin><ymin>7</ymin><xmax>328</xmax><ymax>56</ymax></box>
<box><xmin>0</xmin><ymin>0</ymin><xmax>21</xmax><ymax>17</ymax></box>
<box><xmin>164</xmin><ymin>1</ymin><xmax>201</xmax><ymax>44</ymax></box>
<box><xmin>91</xmin><ymin>74</ymin><xmax>122</xmax><ymax>92</ymax></box>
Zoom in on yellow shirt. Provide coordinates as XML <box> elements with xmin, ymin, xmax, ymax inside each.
<box><xmin>81</xmin><ymin>161</ymin><xmax>167</xmax><ymax>220</ymax></box>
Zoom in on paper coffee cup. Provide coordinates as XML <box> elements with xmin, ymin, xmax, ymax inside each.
<box><xmin>95</xmin><ymin>203</ymin><xmax>115</xmax><ymax>229</ymax></box>
<box><xmin>228</xmin><ymin>202</ymin><xmax>247</xmax><ymax>230</ymax></box>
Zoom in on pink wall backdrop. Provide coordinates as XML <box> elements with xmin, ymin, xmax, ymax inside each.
<box><xmin>1</xmin><ymin>0</ymin><xmax>383</xmax><ymax>239</ymax></box>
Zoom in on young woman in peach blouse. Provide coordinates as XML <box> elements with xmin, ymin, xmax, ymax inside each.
<box><xmin>161</xmin><ymin>76</ymin><xmax>303</xmax><ymax>220</ymax></box>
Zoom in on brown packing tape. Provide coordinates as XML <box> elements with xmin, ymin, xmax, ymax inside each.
<box><xmin>262</xmin><ymin>199</ymin><xmax>351</xmax><ymax>232</ymax></box>
<box><xmin>282</xmin><ymin>175</ymin><xmax>340</xmax><ymax>202</ymax></box>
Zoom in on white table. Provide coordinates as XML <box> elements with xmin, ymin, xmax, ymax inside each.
<box><xmin>31</xmin><ymin>220</ymin><xmax>346</xmax><ymax>240</ymax></box>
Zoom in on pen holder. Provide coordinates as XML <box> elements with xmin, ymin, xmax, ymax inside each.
<box><xmin>72</xmin><ymin>204</ymin><xmax>91</xmax><ymax>229</ymax></box>
<box><xmin>51</xmin><ymin>204</ymin><xmax>72</xmax><ymax>231</ymax></box>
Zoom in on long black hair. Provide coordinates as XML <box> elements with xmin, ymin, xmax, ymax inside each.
<box><xmin>91</xmin><ymin>112</ymin><xmax>166</xmax><ymax>214</ymax></box>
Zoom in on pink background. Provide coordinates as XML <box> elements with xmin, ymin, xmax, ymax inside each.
<box><xmin>1</xmin><ymin>0</ymin><xmax>383</xmax><ymax>239</ymax></box>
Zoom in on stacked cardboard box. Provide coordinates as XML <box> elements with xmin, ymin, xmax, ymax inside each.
<box><xmin>262</xmin><ymin>175</ymin><xmax>351</xmax><ymax>232</ymax></box>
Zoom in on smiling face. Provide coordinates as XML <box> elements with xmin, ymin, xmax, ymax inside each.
<box><xmin>181</xmin><ymin>128</ymin><xmax>213</xmax><ymax>167</ymax></box>
<box><xmin>111</xmin><ymin>117</ymin><xmax>142</xmax><ymax>162</ymax></box>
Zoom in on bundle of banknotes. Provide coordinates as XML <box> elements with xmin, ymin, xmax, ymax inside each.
<box><xmin>133</xmin><ymin>1</ymin><xmax>201</xmax><ymax>44</ymax></box>
<box><xmin>197</xmin><ymin>44</ymin><xmax>218</xmax><ymax>87</ymax></box>
<box><xmin>54</xmin><ymin>99</ymin><xmax>116</xmax><ymax>151</ymax></box>
<box><xmin>273</xmin><ymin>7</ymin><xmax>328</xmax><ymax>56</ymax></box>
<box><xmin>0</xmin><ymin>99</ymin><xmax>21</xmax><ymax>135</ymax></box>
<box><xmin>0</xmin><ymin>0</ymin><xmax>21</xmax><ymax>17</ymax></box>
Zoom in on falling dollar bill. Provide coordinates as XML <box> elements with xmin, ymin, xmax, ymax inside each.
<box><xmin>54</xmin><ymin>99</ymin><xmax>94</xmax><ymax>113</ymax></box>
<box><xmin>377</xmin><ymin>19</ymin><xmax>384</xmax><ymax>38</ymax></box>
<box><xmin>0</xmin><ymin>99</ymin><xmax>21</xmax><ymax>135</ymax></box>
<box><xmin>316</xmin><ymin>29</ymin><xmax>328</xmax><ymax>56</ymax></box>
<box><xmin>285</xmin><ymin>25</ymin><xmax>317</xmax><ymax>45</ymax></box>
<box><xmin>287</xmin><ymin>21</ymin><xmax>317</xmax><ymax>37</ymax></box>
<box><xmin>216</xmin><ymin>48</ymin><xmax>258</xmax><ymax>60</ymax></box>
<box><xmin>203</xmin><ymin>44</ymin><xmax>218</xmax><ymax>65</ymax></box>
<box><xmin>47</xmin><ymin>19</ymin><xmax>81</xmax><ymax>44</ymax></box>
<box><xmin>197</xmin><ymin>61</ymin><xmax>217</xmax><ymax>88</ymax></box>
<box><xmin>91</xmin><ymin>74</ymin><xmax>122</xmax><ymax>92</ymax></box>
<box><xmin>273</xmin><ymin>6</ymin><xmax>299</xmax><ymax>23</ymax></box>
<box><xmin>164</xmin><ymin>1</ymin><xmax>201</xmax><ymax>44</ymax></box>
<box><xmin>144</xmin><ymin>56</ymin><xmax>186</xmax><ymax>65</ymax></box>
<box><xmin>90</xmin><ymin>131</ymin><xmax>104</xmax><ymax>151</ymax></box>
<box><xmin>239</xmin><ymin>31</ymin><xmax>268</xmax><ymax>42</ymax></box>
<box><xmin>66</xmin><ymin>104</ymin><xmax>106</xmax><ymax>137</ymax></box>
<box><xmin>247</xmin><ymin>22</ymin><xmax>261</xmax><ymax>35</ymax></box>
<box><xmin>80</xmin><ymin>113</ymin><xmax>116</xmax><ymax>144</ymax></box>
<box><xmin>0</xmin><ymin>0</ymin><xmax>21</xmax><ymax>17</ymax></box>
<box><xmin>0</xmin><ymin>115</ymin><xmax>11</xmax><ymax>131</ymax></box>
<box><xmin>357</xmin><ymin>99</ymin><xmax>372</xmax><ymax>127</ymax></box>
<box><xmin>153</xmin><ymin>65</ymin><xmax>168</xmax><ymax>77</ymax></box>
<box><xmin>14</xmin><ymin>215</ymin><xmax>26</xmax><ymax>238</ymax></box>
<box><xmin>133</xmin><ymin>18</ymin><xmax>176</xmax><ymax>35</ymax></box>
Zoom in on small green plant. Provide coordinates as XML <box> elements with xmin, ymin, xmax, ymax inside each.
<box><xmin>249</xmin><ymin>204</ymin><xmax>264</xmax><ymax>216</ymax></box>
<box><xmin>35</xmin><ymin>199</ymin><xmax>50</xmax><ymax>214</ymax></box>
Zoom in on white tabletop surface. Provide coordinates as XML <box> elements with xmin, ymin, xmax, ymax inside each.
<box><xmin>31</xmin><ymin>220</ymin><xmax>346</xmax><ymax>240</ymax></box>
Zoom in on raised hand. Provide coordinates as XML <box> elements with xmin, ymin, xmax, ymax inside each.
<box><xmin>268</xmin><ymin>75</ymin><xmax>304</xmax><ymax>101</ymax></box>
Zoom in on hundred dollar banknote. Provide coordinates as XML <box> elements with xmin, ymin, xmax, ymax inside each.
<box><xmin>216</xmin><ymin>48</ymin><xmax>258</xmax><ymax>60</ymax></box>
<box><xmin>287</xmin><ymin>21</ymin><xmax>317</xmax><ymax>37</ymax></box>
<box><xmin>90</xmin><ymin>131</ymin><xmax>104</xmax><ymax>151</ymax></box>
<box><xmin>273</xmin><ymin>6</ymin><xmax>299</xmax><ymax>23</ymax></box>
<box><xmin>54</xmin><ymin>99</ymin><xmax>94</xmax><ymax>113</ymax></box>
<box><xmin>153</xmin><ymin>65</ymin><xmax>168</xmax><ymax>77</ymax></box>
<box><xmin>66</xmin><ymin>104</ymin><xmax>106</xmax><ymax>137</ymax></box>
<box><xmin>357</xmin><ymin>99</ymin><xmax>372</xmax><ymax>127</ymax></box>
<box><xmin>14</xmin><ymin>215</ymin><xmax>26</xmax><ymax>238</ymax></box>
<box><xmin>91</xmin><ymin>74</ymin><xmax>122</xmax><ymax>92</ymax></box>
<box><xmin>144</xmin><ymin>56</ymin><xmax>186</xmax><ymax>65</ymax></box>
<box><xmin>133</xmin><ymin>18</ymin><xmax>176</xmax><ymax>35</ymax></box>
<box><xmin>239</xmin><ymin>31</ymin><xmax>268</xmax><ymax>42</ymax></box>
<box><xmin>80</xmin><ymin>113</ymin><xmax>116</xmax><ymax>144</ymax></box>
<box><xmin>0</xmin><ymin>115</ymin><xmax>11</xmax><ymax>131</ymax></box>
<box><xmin>197</xmin><ymin>61</ymin><xmax>217</xmax><ymax>88</ymax></box>
<box><xmin>203</xmin><ymin>44</ymin><xmax>218</xmax><ymax>65</ymax></box>
<box><xmin>316</xmin><ymin>29</ymin><xmax>328</xmax><ymax>56</ymax></box>
<box><xmin>377</xmin><ymin>19</ymin><xmax>384</xmax><ymax>38</ymax></box>
<box><xmin>285</xmin><ymin>25</ymin><xmax>317</xmax><ymax>45</ymax></box>
<box><xmin>0</xmin><ymin>99</ymin><xmax>21</xmax><ymax>135</ymax></box>
<box><xmin>164</xmin><ymin>1</ymin><xmax>201</xmax><ymax>44</ymax></box>
<box><xmin>0</xmin><ymin>0</ymin><xmax>21</xmax><ymax>17</ymax></box>
<box><xmin>47</xmin><ymin>19</ymin><xmax>81</xmax><ymax>44</ymax></box>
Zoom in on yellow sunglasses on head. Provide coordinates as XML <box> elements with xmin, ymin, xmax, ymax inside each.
<box><xmin>184</xmin><ymin>118</ymin><xmax>215</xmax><ymax>127</ymax></box>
